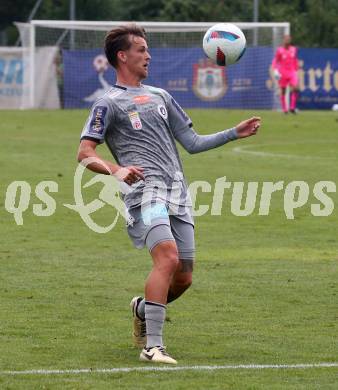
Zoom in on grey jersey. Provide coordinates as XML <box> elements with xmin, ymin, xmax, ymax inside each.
<box><xmin>81</xmin><ymin>84</ymin><xmax>193</xmax><ymax>210</ymax></box>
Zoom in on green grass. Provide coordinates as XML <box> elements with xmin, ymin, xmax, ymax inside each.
<box><xmin>0</xmin><ymin>109</ymin><xmax>337</xmax><ymax>389</ymax></box>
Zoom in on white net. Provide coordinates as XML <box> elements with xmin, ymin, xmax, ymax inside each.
<box><xmin>16</xmin><ymin>21</ymin><xmax>289</xmax><ymax>109</ymax></box>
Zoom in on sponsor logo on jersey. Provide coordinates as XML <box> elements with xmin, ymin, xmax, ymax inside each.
<box><xmin>192</xmin><ymin>58</ymin><xmax>227</xmax><ymax>101</ymax></box>
<box><xmin>89</xmin><ymin>106</ymin><xmax>107</xmax><ymax>134</ymax></box>
<box><xmin>133</xmin><ymin>95</ymin><xmax>150</xmax><ymax>105</ymax></box>
<box><xmin>157</xmin><ymin>104</ymin><xmax>168</xmax><ymax>119</ymax></box>
<box><xmin>128</xmin><ymin>110</ymin><xmax>142</xmax><ymax>130</ymax></box>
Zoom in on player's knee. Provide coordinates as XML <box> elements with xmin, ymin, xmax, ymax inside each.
<box><xmin>182</xmin><ymin>274</ymin><xmax>192</xmax><ymax>289</ymax></box>
<box><xmin>184</xmin><ymin>268</ymin><xmax>193</xmax><ymax>285</ymax></box>
<box><xmin>161</xmin><ymin>256</ymin><xmax>180</xmax><ymax>276</ymax></box>
<box><xmin>174</xmin><ymin>261</ymin><xmax>194</xmax><ymax>289</ymax></box>
<box><xmin>153</xmin><ymin>241</ymin><xmax>179</xmax><ymax>275</ymax></box>
<box><xmin>176</xmin><ymin>275</ymin><xmax>192</xmax><ymax>293</ymax></box>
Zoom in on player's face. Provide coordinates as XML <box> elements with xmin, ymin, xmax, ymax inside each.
<box><xmin>283</xmin><ymin>35</ymin><xmax>291</xmax><ymax>46</ymax></box>
<box><xmin>123</xmin><ymin>36</ymin><xmax>151</xmax><ymax>80</ymax></box>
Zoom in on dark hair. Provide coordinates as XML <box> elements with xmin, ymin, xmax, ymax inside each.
<box><xmin>104</xmin><ymin>24</ymin><xmax>146</xmax><ymax>68</ymax></box>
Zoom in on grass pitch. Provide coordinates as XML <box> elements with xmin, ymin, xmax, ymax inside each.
<box><xmin>0</xmin><ymin>109</ymin><xmax>337</xmax><ymax>389</ymax></box>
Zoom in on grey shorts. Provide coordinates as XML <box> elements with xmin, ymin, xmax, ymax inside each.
<box><xmin>127</xmin><ymin>204</ymin><xmax>195</xmax><ymax>260</ymax></box>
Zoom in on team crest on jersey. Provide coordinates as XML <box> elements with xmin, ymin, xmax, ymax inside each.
<box><xmin>128</xmin><ymin>111</ymin><xmax>142</xmax><ymax>130</ymax></box>
<box><xmin>157</xmin><ymin>104</ymin><xmax>168</xmax><ymax>119</ymax></box>
<box><xmin>192</xmin><ymin>58</ymin><xmax>227</xmax><ymax>101</ymax></box>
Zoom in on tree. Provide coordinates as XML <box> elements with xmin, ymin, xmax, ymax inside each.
<box><xmin>260</xmin><ymin>0</ymin><xmax>338</xmax><ymax>47</ymax></box>
<box><xmin>1</xmin><ymin>0</ymin><xmax>337</xmax><ymax>47</ymax></box>
<box><xmin>0</xmin><ymin>0</ymin><xmax>36</xmax><ymax>30</ymax></box>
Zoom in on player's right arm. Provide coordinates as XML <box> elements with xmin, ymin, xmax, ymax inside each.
<box><xmin>78</xmin><ymin>99</ymin><xmax>144</xmax><ymax>185</ymax></box>
<box><xmin>271</xmin><ymin>47</ymin><xmax>281</xmax><ymax>70</ymax></box>
<box><xmin>77</xmin><ymin>140</ymin><xmax>144</xmax><ymax>185</ymax></box>
<box><xmin>293</xmin><ymin>46</ymin><xmax>299</xmax><ymax>72</ymax></box>
<box><xmin>271</xmin><ymin>48</ymin><xmax>281</xmax><ymax>79</ymax></box>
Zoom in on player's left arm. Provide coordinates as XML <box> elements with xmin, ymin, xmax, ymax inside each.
<box><xmin>272</xmin><ymin>48</ymin><xmax>281</xmax><ymax>70</ymax></box>
<box><xmin>164</xmin><ymin>91</ymin><xmax>260</xmax><ymax>154</ymax></box>
<box><xmin>235</xmin><ymin>117</ymin><xmax>261</xmax><ymax>138</ymax></box>
<box><xmin>294</xmin><ymin>46</ymin><xmax>299</xmax><ymax>71</ymax></box>
<box><xmin>174</xmin><ymin>117</ymin><xmax>261</xmax><ymax>154</ymax></box>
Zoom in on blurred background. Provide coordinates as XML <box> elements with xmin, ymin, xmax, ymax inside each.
<box><xmin>1</xmin><ymin>0</ymin><xmax>337</xmax><ymax>47</ymax></box>
<box><xmin>0</xmin><ymin>1</ymin><xmax>337</xmax><ymax>110</ymax></box>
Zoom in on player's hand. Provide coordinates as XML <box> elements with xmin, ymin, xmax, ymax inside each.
<box><xmin>115</xmin><ymin>166</ymin><xmax>145</xmax><ymax>185</ymax></box>
<box><xmin>235</xmin><ymin>116</ymin><xmax>261</xmax><ymax>139</ymax></box>
<box><xmin>273</xmin><ymin>69</ymin><xmax>281</xmax><ymax>80</ymax></box>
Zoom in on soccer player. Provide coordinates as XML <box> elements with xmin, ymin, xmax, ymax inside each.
<box><xmin>78</xmin><ymin>24</ymin><xmax>261</xmax><ymax>364</ymax></box>
<box><xmin>272</xmin><ymin>34</ymin><xmax>299</xmax><ymax>114</ymax></box>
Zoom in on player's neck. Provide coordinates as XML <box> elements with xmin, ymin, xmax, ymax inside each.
<box><xmin>116</xmin><ymin>71</ymin><xmax>143</xmax><ymax>88</ymax></box>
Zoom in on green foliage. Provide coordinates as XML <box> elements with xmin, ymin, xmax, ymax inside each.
<box><xmin>259</xmin><ymin>0</ymin><xmax>338</xmax><ymax>47</ymax></box>
<box><xmin>1</xmin><ymin>0</ymin><xmax>338</xmax><ymax>47</ymax></box>
<box><xmin>0</xmin><ymin>0</ymin><xmax>36</xmax><ymax>29</ymax></box>
<box><xmin>112</xmin><ymin>0</ymin><xmax>166</xmax><ymax>20</ymax></box>
<box><xmin>36</xmin><ymin>0</ymin><xmax>119</xmax><ymax>22</ymax></box>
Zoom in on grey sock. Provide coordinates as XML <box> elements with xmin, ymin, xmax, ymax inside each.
<box><xmin>137</xmin><ymin>298</ymin><xmax>145</xmax><ymax>320</ymax></box>
<box><xmin>145</xmin><ymin>301</ymin><xmax>166</xmax><ymax>348</ymax></box>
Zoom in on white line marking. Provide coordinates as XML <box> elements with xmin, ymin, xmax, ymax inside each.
<box><xmin>232</xmin><ymin>143</ymin><xmax>337</xmax><ymax>160</ymax></box>
<box><xmin>1</xmin><ymin>363</ymin><xmax>338</xmax><ymax>375</ymax></box>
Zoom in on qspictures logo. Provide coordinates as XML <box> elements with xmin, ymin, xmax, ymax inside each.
<box><xmin>2</xmin><ymin>157</ymin><xmax>337</xmax><ymax>234</ymax></box>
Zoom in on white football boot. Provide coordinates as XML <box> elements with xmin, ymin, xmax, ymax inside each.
<box><xmin>130</xmin><ymin>296</ymin><xmax>146</xmax><ymax>348</ymax></box>
<box><xmin>140</xmin><ymin>346</ymin><xmax>177</xmax><ymax>364</ymax></box>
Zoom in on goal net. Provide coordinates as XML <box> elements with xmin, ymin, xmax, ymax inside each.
<box><xmin>16</xmin><ymin>21</ymin><xmax>289</xmax><ymax>110</ymax></box>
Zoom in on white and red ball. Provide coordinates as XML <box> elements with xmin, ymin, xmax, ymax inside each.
<box><xmin>203</xmin><ymin>23</ymin><xmax>246</xmax><ymax>66</ymax></box>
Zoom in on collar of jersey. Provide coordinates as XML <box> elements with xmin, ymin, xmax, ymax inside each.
<box><xmin>114</xmin><ymin>84</ymin><xmax>145</xmax><ymax>92</ymax></box>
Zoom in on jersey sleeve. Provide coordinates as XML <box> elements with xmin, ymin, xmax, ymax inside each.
<box><xmin>272</xmin><ymin>48</ymin><xmax>281</xmax><ymax>70</ymax></box>
<box><xmin>164</xmin><ymin>91</ymin><xmax>193</xmax><ymax>134</ymax></box>
<box><xmin>161</xmin><ymin>90</ymin><xmax>237</xmax><ymax>154</ymax></box>
<box><xmin>293</xmin><ymin>47</ymin><xmax>299</xmax><ymax>71</ymax></box>
<box><xmin>173</xmin><ymin>125</ymin><xmax>238</xmax><ymax>154</ymax></box>
<box><xmin>80</xmin><ymin>97</ymin><xmax>113</xmax><ymax>144</ymax></box>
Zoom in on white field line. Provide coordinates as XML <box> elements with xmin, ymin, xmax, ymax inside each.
<box><xmin>1</xmin><ymin>363</ymin><xmax>338</xmax><ymax>376</ymax></box>
<box><xmin>232</xmin><ymin>143</ymin><xmax>336</xmax><ymax>160</ymax></box>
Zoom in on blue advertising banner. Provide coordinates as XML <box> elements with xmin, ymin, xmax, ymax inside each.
<box><xmin>63</xmin><ymin>49</ymin><xmax>115</xmax><ymax>108</ymax></box>
<box><xmin>297</xmin><ymin>48</ymin><xmax>338</xmax><ymax>110</ymax></box>
<box><xmin>0</xmin><ymin>48</ymin><xmax>24</xmax><ymax>109</ymax></box>
<box><xmin>63</xmin><ymin>47</ymin><xmax>338</xmax><ymax>110</ymax></box>
<box><xmin>147</xmin><ymin>47</ymin><xmax>274</xmax><ymax>109</ymax></box>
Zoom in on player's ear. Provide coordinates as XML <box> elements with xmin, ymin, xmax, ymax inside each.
<box><xmin>117</xmin><ymin>51</ymin><xmax>127</xmax><ymax>63</ymax></box>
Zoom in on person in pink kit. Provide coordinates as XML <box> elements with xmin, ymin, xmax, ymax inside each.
<box><xmin>272</xmin><ymin>35</ymin><xmax>299</xmax><ymax>114</ymax></box>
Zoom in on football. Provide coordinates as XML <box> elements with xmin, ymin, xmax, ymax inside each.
<box><xmin>203</xmin><ymin>23</ymin><xmax>246</xmax><ymax>66</ymax></box>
